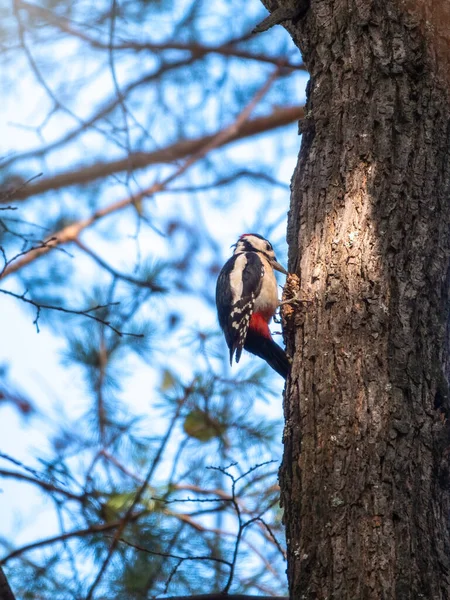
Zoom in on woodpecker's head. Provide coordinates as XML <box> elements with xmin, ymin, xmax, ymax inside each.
<box><xmin>233</xmin><ymin>233</ymin><xmax>287</xmax><ymax>274</ymax></box>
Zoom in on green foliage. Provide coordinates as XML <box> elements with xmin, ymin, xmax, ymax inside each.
<box><xmin>0</xmin><ymin>0</ymin><xmax>304</xmax><ymax>597</ymax></box>
<box><xmin>183</xmin><ymin>408</ymin><xmax>227</xmax><ymax>442</ymax></box>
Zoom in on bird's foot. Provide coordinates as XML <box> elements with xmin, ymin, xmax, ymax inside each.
<box><xmin>278</xmin><ymin>292</ymin><xmax>312</xmax><ymax>308</ymax></box>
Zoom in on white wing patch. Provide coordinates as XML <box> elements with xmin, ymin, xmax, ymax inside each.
<box><xmin>229</xmin><ymin>253</ymin><xmax>247</xmax><ymax>304</ymax></box>
<box><xmin>221</xmin><ymin>251</ymin><xmax>270</xmax><ymax>365</ymax></box>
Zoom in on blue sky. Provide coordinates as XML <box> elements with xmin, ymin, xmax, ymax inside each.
<box><xmin>0</xmin><ymin>1</ymin><xmax>307</xmax><ymax>589</ymax></box>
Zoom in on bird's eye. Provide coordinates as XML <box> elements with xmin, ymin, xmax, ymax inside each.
<box><xmin>266</xmin><ymin>242</ymin><xmax>272</xmax><ymax>251</ymax></box>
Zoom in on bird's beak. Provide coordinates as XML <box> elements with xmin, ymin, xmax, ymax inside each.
<box><xmin>271</xmin><ymin>259</ymin><xmax>288</xmax><ymax>275</ymax></box>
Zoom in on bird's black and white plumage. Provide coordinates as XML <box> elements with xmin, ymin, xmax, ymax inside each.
<box><xmin>215</xmin><ymin>233</ymin><xmax>290</xmax><ymax>379</ymax></box>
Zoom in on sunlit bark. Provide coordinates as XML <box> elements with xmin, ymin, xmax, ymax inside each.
<box><xmin>272</xmin><ymin>0</ymin><xmax>450</xmax><ymax>596</ymax></box>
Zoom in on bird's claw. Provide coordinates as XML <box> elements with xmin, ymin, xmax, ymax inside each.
<box><xmin>278</xmin><ymin>292</ymin><xmax>312</xmax><ymax>307</ymax></box>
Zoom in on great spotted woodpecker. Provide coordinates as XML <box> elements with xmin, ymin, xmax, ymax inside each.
<box><xmin>215</xmin><ymin>233</ymin><xmax>290</xmax><ymax>379</ymax></box>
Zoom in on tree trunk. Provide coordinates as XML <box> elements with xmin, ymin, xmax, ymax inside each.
<box><xmin>270</xmin><ymin>0</ymin><xmax>450</xmax><ymax>598</ymax></box>
<box><xmin>0</xmin><ymin>565</ymin><xmax>16</xmax><ymax>600</ymax></box>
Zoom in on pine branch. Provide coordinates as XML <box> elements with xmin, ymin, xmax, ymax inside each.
<box><xmin>86</xmin><ymin>391</ymin><xmax>191</xmax><ymax>599</ymax></box>
<box><xmin>0</xmin><ymin>469</ymin><xmax>83</xmax><ymax>503</ymax></box>
<box><xmin>1</xmin><ymin>105</ymin><xmax>302</xmax><ymax>283</ymax></box>
<box><xmin>74</xmin><ymin>239</ymin><xmax>166</xmax><ymax>292</ymax></box>
<box><xmin>113</xmin><ymin>536</ymin><xmax>232</xmax><ymax>567</ymax></box>
<box><xmin>9</xmin><ymin>1</ymin><xmax>200</xmax><ymax>168</ymax></box>
<box><xmin>18</xmin><ymin>0</ymin><xmax>306</xmax><ymax>70</ymax></box>
<box><xmin>0</xmin><ymin>289</ymin><xmax>142</xmax><ymax>337</ymax></box>
<box><xmin>0</xmin><ymin>514</ymin><xmax>143</xmax><ymax>565</ymax></box>
<box><xmin>6</xmin><ymin>106</ymin><xmax>304</xmax><ymax>202</ymax></box>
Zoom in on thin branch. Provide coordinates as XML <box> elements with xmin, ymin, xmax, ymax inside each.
<box><xmin>171</xmin><ymin>483</ymin><xmax>234</xmax><ymax>503</ymax></box>
<box><xmin>0</xmin><ymin>452</ymin><xmax>47</xmax><ymax>480</ymax></box>
<box><xmin>7</xmin><ymin>106</ymin><xmax>304</xmax><ymax>202</ymax></box>
<box><xmin>17</xmin><ymin>1</ymin><xmax>305</xmax><ymax>70</ymax></box>
<box><xmin>52</xmin><ymin>500</ymin><xmax>84</xmax><ymax>598</ymax></box>
<box><xmin>99</xmin><ymin>453</ymin><xmax>236</xmax><ymax>506</ymax></box>
<box><xmin>0</xmin><ymin>469</ymin><xmax>84</xmax><ymax>503</ymax></box>
<box><xmin>114</xmin><ymin>536</ymin><xmax>232</xmax><ymax>567</ymax></box>
<box><xmin>0</xmin><ymin>384</ymin><xmax>33</xmax><ymax>415</ymax></box>
<box><xmin>85</xmin><ymin>391</ymin><xmax>189</xmax><ymax>599</ymax></box>
<box><xmin>1</xmin><ymin>106</ymin><xmax>302</xmax><ymax>281</ymax></box>
<box><xmin>206</xmin><ymin>462</ymin><xmax>279</xmax><ymax>595</ymax></box>
<box><xmin>0</xmin><ymin>515</ymin><xmax>142</xmax><ymax>565</ymax></box>
<box><xmin>99</xmin><ymin>449</ymin><xmax>142</xmax><ymax>481</ymax></box>
<box><xmin>0</xmin><ymin>174</ymin><xmax>42</xmax><ymax>202</ymax></box>
<box><xmin>164</xmin><ymin>170</ymin><xmax>290</xmax><ymax>194</ymax></box>
<box><xmin>74</xmin><ymin>239</ymin><xmax>165</xmax><ymax>291</ymax></box>
<box><xmin>12</xmin><ymin>0</ymin><xmax>130</xmax><ymax>155</ymax></box>
<box><xmin>2</xmin><ymin>58</ymin><xmax>198</xmax><ymax>170</ymax></box>
<box><xmin>107</xmin><ymin>0</ymin><xmax>132</xmax><ymax>177</ymax></box>
<box><xmin>257</xmin><ymin>518</ymin><xmax>287</xmax><ymax>561</ymax></box>
<box><xmin>0</xmin><ymin>289</ymin><xmax>141</xmax><ymax>337</ymax></box>
<box><xmin>161</xmin><ymin>510</ymin><xmax>234</xmax><ymax>536</ymax></box>
<box><xmin>96</xmin><ymin>331</ymin><xmax>108</xmax><ymax>443</ymax></box>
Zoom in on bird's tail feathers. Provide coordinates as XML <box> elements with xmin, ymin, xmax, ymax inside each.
<box><xmin>244</xmin><ymin>331</ymin><xmax>290</xmax><ymax>379</ymax></box>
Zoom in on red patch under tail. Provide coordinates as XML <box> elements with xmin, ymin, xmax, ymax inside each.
<box><xmin>248</xmin><ymin>312</ymin><xmax>272</xmax><ymax>340</ymax></box>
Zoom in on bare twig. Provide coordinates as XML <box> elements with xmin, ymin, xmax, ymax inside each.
<box><xmin>17</xmin><ymin>1</ymin><xmax>305</xmax><ymax>70</ymax></box>
<box><xmin>107</xmin><ymin>0</ymin><xmax>132</xmax><ymax>179</ymax></box>
<box><xmin>113</xmin><ymin>536</ymin><xmax>232</xmax><ymax>567</ymax></box>
<box><xmin>164</xmin><ymin>170</ymin><xmax>290</xmax><ymax>194</ymax></box>
<box><xmin>0</xmin><ymin>382</ymin><xmax>33</xmax><ymax>415</ymax></box>
<box><xmin>1</xmin><ymin>514</ymin><xmax>143</xmax><ymax>565</ymax></box>
<box><xmin>85</xmin><ymin>390</ymin><xmax>190</xmax><ymax>599</ymax></box>
<box><xmin>206</xmin><ymin>461</ymin><xmax>279</xmax><ymax>595</ymax></box>
<box><xmin>0</xmin><ymin>469</ymin><xmax>84</xmax><ymax>503</ymax></box>
<box><xmin>0</xmin><ymin>288</ymin><xmax>141</xmax><ymax>337</ymax></box>
<box><xmin>1</xmin><ymin>107</ymin><xmax>302</xmax><ymax>282</ymax></box>
<box><xmin>96</xmin><ymin>333</ymin><xmax>108</xmax><ymax>443</ymax></box>
<box><xmin>0</xmin><ymin>452</ymin><xmax>47</xmax><ymax>480</ymax></box>
<box><xmin>7</xmin><ymin>106</ymin><xmax>304</xmax><ymax>201</ymax></box>
<box><xmin>257</xmin><ymin>517</ymin><xmax>287</xmax><ymax>560</ymax></box>
<box><xmin>2</xmin><ymin>58</ymin><xmax>198</xmax><ymax>170</ymax></box>
<box><xmin>74</xmin><ymin>239</ymin><xmax>165</xmax><ymax>291</ymax></box>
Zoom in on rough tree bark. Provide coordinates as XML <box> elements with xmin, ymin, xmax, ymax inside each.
<box><xmin>263</xmin><ymin>0</ymin><xmax>450</xmax><ymax>598</ymax></box>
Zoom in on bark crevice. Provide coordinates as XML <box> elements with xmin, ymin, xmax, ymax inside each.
<box><xmin>273</xmin><ymin>0</ymin><xmax>450</xmax><ymax>597</ymax></box>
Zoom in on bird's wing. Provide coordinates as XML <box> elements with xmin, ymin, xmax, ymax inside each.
<box><xmin>215</xmin><ymin>252</ymin><xmax>264</xmax><ymax>365</ymax></box>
